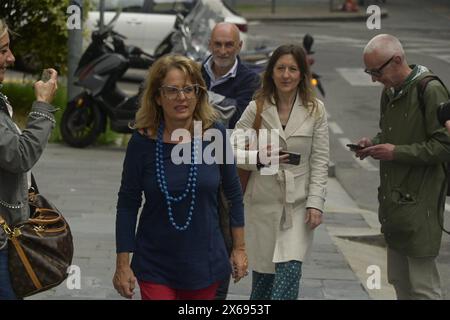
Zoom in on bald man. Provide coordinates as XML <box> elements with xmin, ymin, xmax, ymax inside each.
<box><xmin>202</xmin><ymin>22</ymin><xmax>259</xmax><ymax>129</ymax></box>
<box><xmin>353</xmin><ymin>34</ymin><xmax>450</xmax><ymax>300</ymax></box>
<box><xmin>201</xmin><ymin>22</ymin><xmax>259</xmax><ymax>300</ymax></box>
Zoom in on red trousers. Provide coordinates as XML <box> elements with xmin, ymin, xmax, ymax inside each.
<box><xmin>138</xmin><ymin>280</ymin><xmax>219</xmax><ymax>300</ymax></box>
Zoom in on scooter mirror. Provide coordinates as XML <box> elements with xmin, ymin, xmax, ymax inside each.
<box><xmin>112</xmin><ymin>30</ymin><xmax>127</xmax><ymax>40</ymax></box>
<box><xmin>100</xmin><ymin>7</ymin><xmax>121</xmax><ymax>34</ymax></box>
<box><xmin>175</xmin><ymin>13</ymin><xmax>184</xmax><ymax>27</ymax></box>
<box><xmin>303</xmin><ymin>34</ymin><xmax>314</xmax><ymax>54</ymax></box>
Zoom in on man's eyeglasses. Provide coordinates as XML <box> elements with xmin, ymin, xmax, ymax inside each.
<box><xmin>159</xmin><ymin>85</ymin><xmax>200</xmax><ymax>100</ymax></box>
<box><xmin>364</xmin><ymin>55</ymin><xmax>395</xmax><ymax>77</ymax></box>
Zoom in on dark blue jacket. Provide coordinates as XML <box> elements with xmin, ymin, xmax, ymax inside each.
<box><xmin>116</xmin><ymin>124</ymin><xmax>244</xmax><ymax>290</ymax></box>
<box><xmin>202</xmin><ymin>56</ymin><xmax>260</xmax><ymax>129</ymax></box>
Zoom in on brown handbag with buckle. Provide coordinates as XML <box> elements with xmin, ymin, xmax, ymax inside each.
<box><xmin>0</xmin><ymin>177</ymin><xmax>73</xmax><ymax>298</ymax></box>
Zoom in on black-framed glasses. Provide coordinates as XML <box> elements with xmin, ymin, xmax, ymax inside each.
<box><xmin>364</xmin><ymin>55</ymin><xmax>395</xmax><ymax>77</ymax></box>
<box><xmin>159</xmin><ymin>85</ymin><xmax>200</xmax><ymax>100</ymax></box>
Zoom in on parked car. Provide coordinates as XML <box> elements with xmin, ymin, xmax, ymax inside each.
<box><xmin>87</xmin><ymin>0</ymin><xmax>249</xmax><ymax>56</ymax></box>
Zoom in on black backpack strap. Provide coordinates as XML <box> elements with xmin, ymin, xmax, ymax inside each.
<box><xmin>417</xmin><ymin>75</ymin><xmax>449</xmax><ymax>117</ymax></box>
<box><xmin>416</xmin><ymin>75</ymin><xmax>450</xmax><ymax>235</ymax></box>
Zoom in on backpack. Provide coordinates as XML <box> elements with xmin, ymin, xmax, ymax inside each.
<box><xmin>416</xmin><ymin>75</ymin><xmax>450</xmax><ymax>234</ymax></box>
<box><xmin>416</xmin><ymin>75</ymin><xmax>450</xmax><ymax>196</ymax></box>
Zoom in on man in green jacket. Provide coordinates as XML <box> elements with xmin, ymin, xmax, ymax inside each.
<box><xmin>354</xmin><ymin>34</ymin><xmax>450</xmax><ymax>299</ymax></box>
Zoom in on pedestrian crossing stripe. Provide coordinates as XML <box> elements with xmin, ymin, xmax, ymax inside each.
<box><xmin>336</xmin><ymin>68</ymin><xmax>382</xmax><ymax>87</ymax></box>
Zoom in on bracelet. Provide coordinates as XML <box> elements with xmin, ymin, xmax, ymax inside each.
<box><xmin>29</xmin><ymin>111</ymin><xmax>56</xmax><ymax>124</ymax></box>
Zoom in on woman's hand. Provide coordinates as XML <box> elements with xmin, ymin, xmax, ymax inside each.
<box><xmin>113</xmin><ymin>253</ymin><xmax>137</xmax><ymax>299</ymax></box>
<box><xmin>230</xmin><ymin>247</ymin><xmax>249</xmax><ymax>283</ymax></box>
<box><xmin>305</xmin><ymin>207</ymin><xmax>323</xmax><ymax>229</ymax></box>
<box><xmin>34</xmin><ymin>68</ymin><xmax>58</xmax><ymax>104</ymax></box>
<box><xmin>258</xmin><ymin>144</ymin><xmax>290</xmax><ymax>166</ymax></box>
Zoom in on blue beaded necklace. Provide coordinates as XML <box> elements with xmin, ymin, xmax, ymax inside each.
<box><xmin>156</xmin><ymin>122</ymin><xmax>199</xmax><ymax>231</ymax></box>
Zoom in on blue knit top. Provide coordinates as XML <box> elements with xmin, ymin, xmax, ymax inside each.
<box><xmin>116</xmin><ymin>124</ymin><xmax>244</xmax><ymax>290</ymax></box>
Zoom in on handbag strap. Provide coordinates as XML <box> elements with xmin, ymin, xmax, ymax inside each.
<box><xmin>0</xmin><ymin>212</ymin><xmax>43</xmax><ymax>290</ymax></box>
<box><xmin>253</xmin><ymin>99</ymin><xmax>264</xmax><ymax>134</ymax></box>
<box><xmin>29</xmin><ymin>209</ymin><xmax>62</xmax><ymax>225</ymax></box>
<box><xmin>0</xmin><ymin>215</ymin><xmax>10</xmax><ymax>234</ymax></box>
<box><xmin>10</xmin><ymin>236</ymin><xmax>43</xmax><ymax>290</ymax></box>
<box><xmin>30</xmin><ymin>173</ymin><xmax>39</xmax><ymax>194</ymax></box>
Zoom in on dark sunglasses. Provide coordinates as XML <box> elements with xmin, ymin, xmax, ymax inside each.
<box><xmin>364</xmin><ymin>55</ymin><xmax>395</xmax><ymax>77</ymax></box>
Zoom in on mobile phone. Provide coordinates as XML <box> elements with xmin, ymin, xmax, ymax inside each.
<box><xmin>41</xmin><ymin>69</ymin><xmax>52</xmax><ymax>83</ymax></box>
<box><xmin>346</xmin><ymin>143</ymin><xmax>364</xmax><ymax>151</ymax></box>
<box><xmin>280</xmin><ymin>150</ymin><xmax>301</xmax><ymax>165</ymax></box>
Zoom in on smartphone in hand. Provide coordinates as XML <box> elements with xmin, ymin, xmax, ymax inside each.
<box><xmin>280</xmin><ymin>150</ymin><xmax>301</xmax><ymax>165</ymax></box>
<box><xmin>346</xmin><ymin>143</ymin><xmax>364</xmax><ymax>151</ymax></box>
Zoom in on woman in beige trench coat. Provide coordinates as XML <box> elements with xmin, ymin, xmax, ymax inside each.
<box><xmin>231</xmin><ymin>44</ymin><xmax>329</xmax><ymax>300</ymax></box>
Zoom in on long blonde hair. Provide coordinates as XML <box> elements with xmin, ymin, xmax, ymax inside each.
<box><xmin>0</xmin><ymin>19</ymin><xmax>9</xmax><ymax>39</ymax></box>
<box><xmin>134</xmin><ymin>54</ymin><xmax>217</xmax><ymax>136</ymax></box>
<box><xmin>254</xmin><ymin>44</ymin><xmax>318</xmax><ymax>114</ymax></box>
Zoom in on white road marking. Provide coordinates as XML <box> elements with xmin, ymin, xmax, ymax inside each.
<box><xmin>408</xmin><ymin>47</ymin><xmax>450</xmax><ymax>52</ymax></box>
<box><xmin>432</xmin><ymin>54</ymin><xmax>450</xmax><ymax>64</ymax></box>
<box><xmin>339</xmin><ymin>137</ymin><xmax>379</xmax><ymax>172</ymax></box>
<box><xmin>336</xmin><ymin>68</ymin><xmax>381</xmax><ymax>87</ymax></box>
<box><xmin>250</xmin><ymin>34</ymin><xmax>450</xmax><ymax>65</ymax></box>
<box><xmin>329</xmin><ymin>121</ymin><xmax>343</xmax><ymax>135</ymax></box>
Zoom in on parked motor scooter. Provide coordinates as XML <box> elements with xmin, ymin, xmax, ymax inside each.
<box><xmin>60</xmin><ymin>17</ymin><xmax>157</xmax><ymax>148</ymax></box>
<box><xmin>61</xmin><ymin>4</ymin><xmax>219</xmax><ymax>148</ymax></box>
<box><xmin>302</xmin><ymin>34</ymin><xmax>325</xmax><ymax>97</ymax></box>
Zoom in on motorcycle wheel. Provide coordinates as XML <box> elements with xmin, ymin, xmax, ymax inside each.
<box><xmin>60</xmin><ymin>97</ymin><xmax>102</xmax><ymax>148</ymax></box>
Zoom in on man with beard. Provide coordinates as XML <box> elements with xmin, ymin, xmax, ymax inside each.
<box><xmin>201</xmin><ymin>22</ymin><xmax>259</xmax><ymax>300</ymax></box>
<box><xmin>202</xmin><ymin>22</ymin><xmax>259</xmax><ymax>130</ymax></box>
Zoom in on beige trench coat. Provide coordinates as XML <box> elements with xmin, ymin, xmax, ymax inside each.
<box><xmin>231</xmin><ymin>95</ymin><xmax>329</xmax><ymax>273</ymax></box>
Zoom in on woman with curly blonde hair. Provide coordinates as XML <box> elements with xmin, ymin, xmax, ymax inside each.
<box><xmin>113</xmin><ymin>54</ymin><xmax>248</xmax><ymax>300</ymax></box>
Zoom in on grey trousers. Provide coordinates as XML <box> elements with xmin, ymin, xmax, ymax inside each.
<box><xmin>387</xmin><ymin>247</ymin><xmax>442</xmax><ymax>300</ymax></box>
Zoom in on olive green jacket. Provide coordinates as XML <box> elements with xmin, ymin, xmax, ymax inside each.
<box><xmin>371</xmin><ymin>66</ymin><xmax>450</xmax><ymax>257</ymax></box>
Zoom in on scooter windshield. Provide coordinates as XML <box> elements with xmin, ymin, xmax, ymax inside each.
<box><xmin>171</xmin><ymin>0</ymin><xmax>226</xmax><ymax>61</ymax></box>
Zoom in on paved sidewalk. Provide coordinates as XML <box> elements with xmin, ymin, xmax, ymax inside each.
<box><xmin>25</xmin><ymin>143</ymin><xmax>395</xmax><ymax>300</ymax></box>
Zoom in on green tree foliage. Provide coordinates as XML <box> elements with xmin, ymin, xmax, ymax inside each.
<box><xmin>0</xmin><ymin>0</ymin><xmax>90</xmax><ymax>75</ymax></box>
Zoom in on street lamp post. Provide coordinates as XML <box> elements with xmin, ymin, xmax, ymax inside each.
<box><xmin>99</xmin><ymin>0</ymin><xmax>105</xmax><ymax>32</ymax></box>
<box><xmin>67</xmin><ymin>0</ymin><xmax>83</xmax><ymax>101</ymax></box>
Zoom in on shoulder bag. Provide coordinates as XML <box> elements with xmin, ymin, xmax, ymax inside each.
<box><xmin>0</xmin><ymin>176</ymin><xmax>73</xmax><ymax>298</ymax></box>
